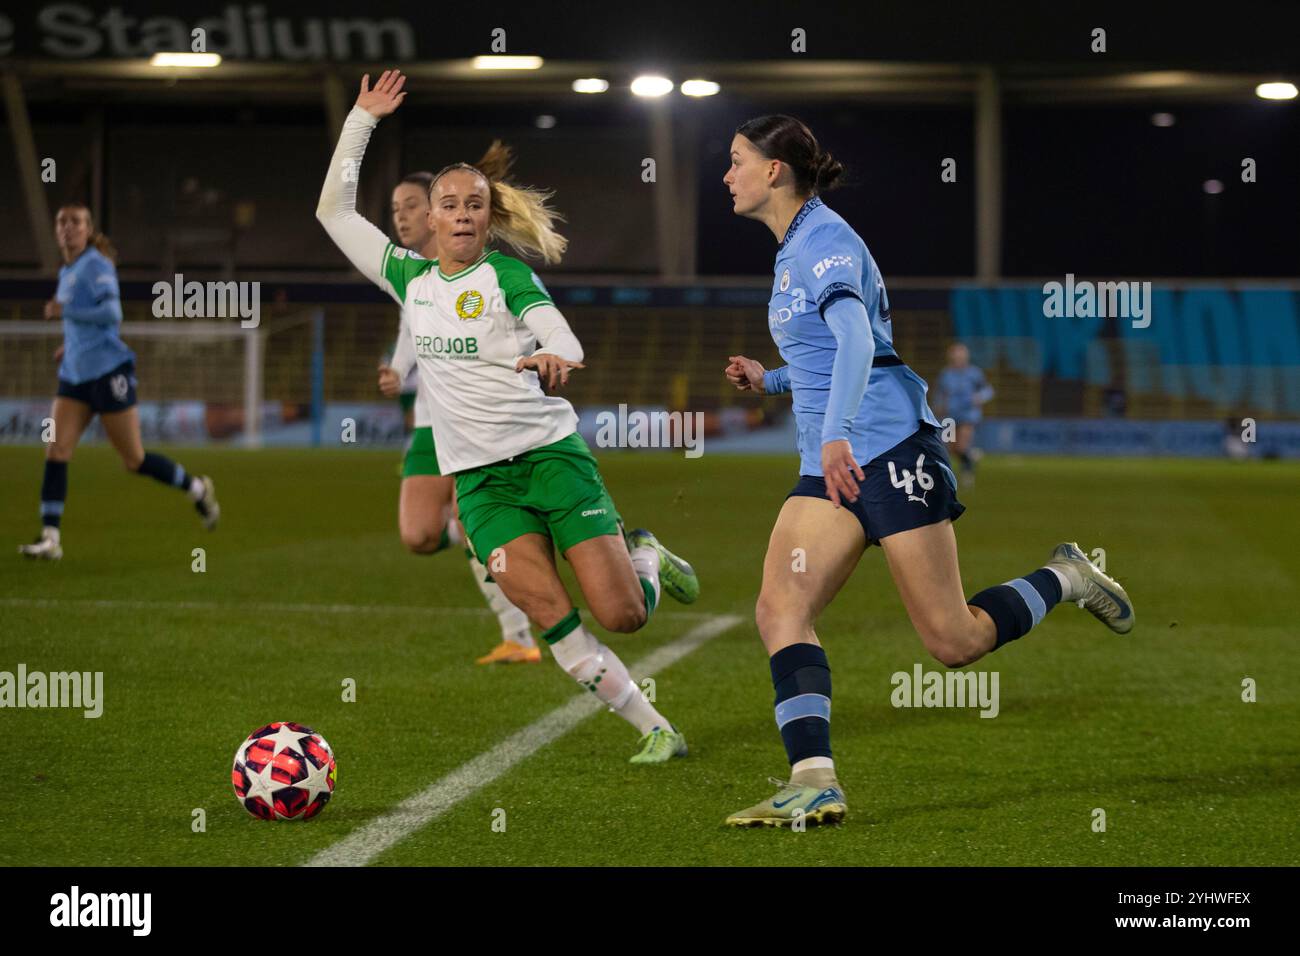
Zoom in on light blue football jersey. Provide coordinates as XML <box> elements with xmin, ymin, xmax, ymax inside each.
<box><xmin>768</xmin><ymin>197</ymin><xmax>939</xmax><ymax>476</ymax></box>
<box><xmin>936</xmin><ymin>365</ymin><xmax>993</xmax><ymax>422</ymax></box>
<box><xmin>56</xmin><ymin>246</ymin><xmax>133</xmax><ymax>384</ymax></box>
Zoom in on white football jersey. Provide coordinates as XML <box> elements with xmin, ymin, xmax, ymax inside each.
<box><xmin>381</xmin><ymin>245</ymin><xmax>578</xmax><ymax>474</ymax></box>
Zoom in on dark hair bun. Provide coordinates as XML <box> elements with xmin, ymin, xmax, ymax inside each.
<box><xmin>814</xmin><ymin>152</ymin><xmax>845</xmax><ymax>192</ymax></box>
<box><xmin>736</xmin><ymin>115</ymin><xmax>845</xmax><ymax>197</ymax></box>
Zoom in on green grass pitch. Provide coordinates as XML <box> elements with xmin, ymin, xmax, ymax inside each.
<box><xmin>1</xmin><ymin>444</ymin><xmax>1296</xmax><ymax>866</ymax></box>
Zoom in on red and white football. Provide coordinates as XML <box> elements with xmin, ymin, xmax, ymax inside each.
<box><xmin>231</xmin><ymin>721</ymin><xmax>336</xmax><ymax>821</ymax></box>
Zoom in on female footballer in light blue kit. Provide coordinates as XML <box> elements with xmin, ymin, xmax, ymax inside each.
<box><xmin>18</xmin><ymin>203</ymin><xmax>219</xmax><ymax>561</ymax></box>
<box><xmin>721</xmin><ymin>116</ymin><xmax>1135</xmax><ymax>826</ymax></box>
<box><xmin>933</xmin><ymin>342</ymin><xmax>994</xmax><ymax>485</ymax></box>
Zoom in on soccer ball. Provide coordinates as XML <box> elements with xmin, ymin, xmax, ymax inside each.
<box><xmin>231</xmin><ymin>721</ymin><xmax>336</xmax><ymax>821</ymax></box>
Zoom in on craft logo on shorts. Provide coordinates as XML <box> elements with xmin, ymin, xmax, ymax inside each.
<box><xmin>456</xmin><ymin>290</ymin><xmax>485</xmax><ymax>320</ymax></box>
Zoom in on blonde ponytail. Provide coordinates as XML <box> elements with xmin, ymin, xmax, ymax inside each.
<box><xmin>91</xmin><ymin>231</ymin><xmax>118</xmax><ymax>264</ymax></box>
<box><xmin>433</xmin><ymin>140</ymin><xmax>568</xmax><ymax>265</ymax></box>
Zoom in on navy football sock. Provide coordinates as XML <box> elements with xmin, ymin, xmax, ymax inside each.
<box><xmin>969</xmin><ymin>568</ymin><xmax>1063</xmax><ymax>650</ymax></box>
<box><xmin>40</xmin><ymin>460</ymin><xmax>68</xmax><ymax>529</ymax></box>
<box><xmin>136</xmin><ymin>451</ymin><xmax>191</xmax><ymax>492</ymax></box>
<box><xmin>770</xmin><ymin>643</ymin><xmax>832</xmax><ymax>765</ymax></box>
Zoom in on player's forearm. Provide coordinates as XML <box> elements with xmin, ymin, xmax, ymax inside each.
<box><xmin>521</xmin><ymin>303</ymin><xmax>584</xmax><ymax>363</ymax></box>
<box><xmin>62</xmin><ymin>299</ymin><xmax>121</xmax><ymax>326</ymax></box>
<box><xmin>315</xmin><ymin>106</ymin><xmax>391</xmax><ymax>289</ymax></box>
<box><xmin>390</xmin><ymin>310</ymin><xmax>416</xmax><ymax>378</ymax></box>
<box><xmin>762</xmin><ymin>366</ymin><xmax>791</xmax><ymax>395</ymax></box>
<box><xmin>821</xmin><ymin>296</ymin><xmax>874</xmax><ymax>443</ymax></box>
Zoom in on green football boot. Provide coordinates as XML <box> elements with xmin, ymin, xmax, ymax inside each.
<box><xmin>625</xmin><ymin>528</ymin><xmax>699</xmax><ymax>605</ymax></box>
<box><xmin>725</xmin><ymin>774</ymin><xmax>847</xmax><ymax>828</ymax></box>
<box><xmin>629</xmin><ymin>726</ymin><xmax>688</xmax><ymax>764</ymax></box>
<box><xmin>1044</xmin><ymin>541</ymin><xmax>1135</xmax><ymax>634</ymax></box>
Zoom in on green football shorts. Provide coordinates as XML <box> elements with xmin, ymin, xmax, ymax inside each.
<box><xmin>401</xmin><ymin>426</ymin><xmax>441</xmax><ymax>477</ymax></box>
<box><xmin>454</xmin><ymin>431</ymin><xmax>623</xmax><ymax>562</ymax></box>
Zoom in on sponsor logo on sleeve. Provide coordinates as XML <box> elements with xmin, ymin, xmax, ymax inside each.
<box><xmin>811</xmin><ymin>255</ymin><xmax>854</xmax><ymax>279</ymax></box>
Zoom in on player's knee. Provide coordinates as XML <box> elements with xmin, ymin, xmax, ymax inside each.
<box><xmin>928</xmin><ymin>640</ymin><xmax>977</xmax><ymax>669</ymax></box>
<box><xmin>755</xmin><ymin>591</ymin><xmax>803</xmax><ymax>641</ymax></box>
<box><xmin>922</xmin><ymin>625</ymin><xmax>981</xmax><ymax>668</ymax></box>
<box><xmin>400</xmin><ymin>530</ymin><xmax>435</xmax><ymax>553</ymax></box>
<box><xmin>754</xmin><ymin>593</ymin><xmax>777</xmax><ymax>637</ymax></box>
<box><xmin>399</xmin><ymin>521</ymin><xmax>445</xmax><ymax>554</ymax></box>
<box><xmin>592</xmin><ymin>597</ymin><xmax>646</xmax><ymax>634</ymax></box>
<box><xmin>511</xmin><ymin>592</ymin><xmax>570</xmax><ymax>632</ymax></box>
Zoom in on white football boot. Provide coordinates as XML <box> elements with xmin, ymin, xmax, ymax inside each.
<box><xmin>1044</xmin><ymin>541</ymin><xmax>1135</xmax><ymax>634</ymax></box>
<box><xmin>19</xmin><ymin>527</ymin><xmax>63</xmax><ymax>561</ymax></box>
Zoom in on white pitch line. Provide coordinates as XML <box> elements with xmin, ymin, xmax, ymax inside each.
<box><xmin>303</xmin><ymin>613</ymin><xmax>743</xmax><ymax>868</ymax></box>
<box><xmin>0</xmin><ymin>597</ymin><xmax>718</xmax><ymax>621</ymax></box>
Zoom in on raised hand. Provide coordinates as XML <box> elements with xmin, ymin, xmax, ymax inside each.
<box><xmin>355</xmin><ymin>69</ymin><xmax>407</xmax><ymax>119</ymax></box>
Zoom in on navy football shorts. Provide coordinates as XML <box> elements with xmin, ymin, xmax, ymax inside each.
<box><xmin>57</xmin><ymin>360</ymin><xmax>137</xmax><ymax>414</ymax></box>
<box><xmin>787</xmin><ymin>423</ymin><xmax>965</xmax><ymax>545</ymax></box>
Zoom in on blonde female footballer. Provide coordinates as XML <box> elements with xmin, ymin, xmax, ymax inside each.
<box><xmin>378</xmin><ymin>169</ymin><xmax>537</xmax><ymax>665</ymax></box>
<box><xmin>318</xmin><ymin>70</ymin><xmax>699</xmax><ymax>763</ymax></box>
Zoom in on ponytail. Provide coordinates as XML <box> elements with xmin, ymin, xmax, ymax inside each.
<box><xmin>432</xmin><ymin>141</ymin><xmax>568</xmax><ymax>265</ymax></box>
<box><xmin>91</xmin><ymin>231</ymin><xmax>118</xmax><ymax>263</ymax></box>
<box><xmin>736</xmin><ymin>115</ymin><xmax>845</xmax><ymax>196</ymax></box>
<box><xmin>57</xmin><ymin>203</ymin><xmax>116</xmax><ymax>263</ymax></box>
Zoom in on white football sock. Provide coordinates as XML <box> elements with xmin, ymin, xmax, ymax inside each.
<box><xmin>550</xmin><ymin>621</ymin><xmax>667</xmax><ymax>734</ymax></box>
<box><xmin>791</xmin><ymin>756</ymin><xmax>835</xmax><ymax>776</ymax></box>
<box><xmin>467</xmin><ymin>554</ymin><xmax>533</xmax><ymax>646</ymax></box>
<box><xmin>187</xmin><ymin>477</ymin><xmax>205</xmax><ymax>501</ymax></box>
<box><xmin>1046</xmin><ymin>566</ymin><xmax>1073</xmax><ymax>602</ymax></box>
<box><xmin>628</xmin><ymin>544</ymin><xmax>661</xmax><ymax>611</ymax></box>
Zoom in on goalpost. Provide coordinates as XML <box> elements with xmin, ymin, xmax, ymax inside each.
<box><xmin>0</xmin><ymin>310</ymin><xmax>325</xmax><ymax>448</ymax></box>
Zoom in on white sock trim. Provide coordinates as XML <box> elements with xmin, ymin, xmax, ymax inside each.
<box><xmin>1046</xmin><ymin>565</ymin><xmax>1072</xmax><ymax>601</ymax></box>
<box><xmin>791</xmin><ymin>756</ymin><xmax>835</xmax><ymax>775</ymax></box>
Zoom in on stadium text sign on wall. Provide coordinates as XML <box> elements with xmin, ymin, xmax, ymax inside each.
<box><xmin>0</xmin><ymin>4</ymin><xmax>417</xmax><ymax>60</ymax></box>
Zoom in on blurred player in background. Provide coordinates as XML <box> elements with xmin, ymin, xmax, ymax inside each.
<box><xmin>18</xmin><ymin>203</ymin><xmax>219</xmax><ymax>561</ymax></box>
<box><xmin>318</xmin><ymin>70</ymin><xmax>700</xmax><ymax>763</ymax></box>
<box><xmin>377</xmin><ymin>171</ymin><xmax>536</xmax><ymax>665</ymax></box>
<box><xmin>722</xmin><ymin>115</ymin><xmax>1135</xmax><ymax>826</ymax></box>
<box><xmin>933</xmin><ymin>342</ymin><xmax>993</xmax><ymax>486</ymax></box>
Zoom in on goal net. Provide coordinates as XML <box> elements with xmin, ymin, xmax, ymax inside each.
<box><xmin>0</xmin><ymin>312</ymin><xmax>325</xmax><ymax>447</ymax></box>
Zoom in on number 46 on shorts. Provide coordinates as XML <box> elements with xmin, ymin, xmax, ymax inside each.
<box><xmin>889</xmin><ymin>454</ymin><xmax>933</xmax><ymax>504</ymax></box>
